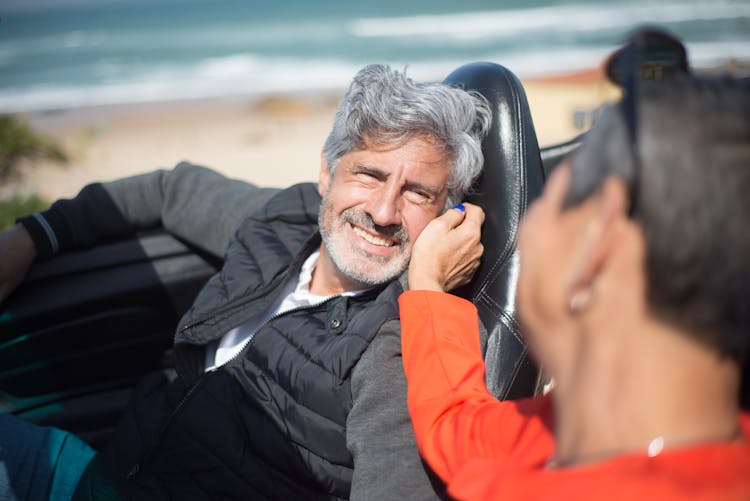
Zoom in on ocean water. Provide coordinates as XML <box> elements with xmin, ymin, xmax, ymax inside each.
<box><xmin>1</xmin><ymin>0</ymin><xmax>748</xmax><ymax>112</ymax></box>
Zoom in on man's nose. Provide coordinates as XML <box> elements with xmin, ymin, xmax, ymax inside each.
<box><xmin>365</xmin><ymin>183</ymin><xmax>402</xmax><ymax>227</ymax></box>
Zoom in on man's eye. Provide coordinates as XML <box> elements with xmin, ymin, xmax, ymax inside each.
<box><xmin>357</xmin><ymin>171</ymin><xmax>378</xmax><ymax>181</ymax></box>
<box><xmin>404</xmin><ymin>190</ymin><xmax>430</xmax><ymax>204</ymax></box>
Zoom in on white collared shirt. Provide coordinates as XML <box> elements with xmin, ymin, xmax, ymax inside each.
<box><xmin>204</xmin><ymin>250</ymin><xmax>363</xmax><ymax>371</ymax></box>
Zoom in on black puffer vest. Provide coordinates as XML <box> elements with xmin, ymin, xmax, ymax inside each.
<box><xmin>85</xmin><ymin>184</ymin><xmax>403</xmax><ymax>500</ymax></box>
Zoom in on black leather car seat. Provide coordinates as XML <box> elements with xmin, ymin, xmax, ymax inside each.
<box><xmin>442</xmin><ymin>62</ymin><xmax>547</xmax><ymax>400</ymax></box>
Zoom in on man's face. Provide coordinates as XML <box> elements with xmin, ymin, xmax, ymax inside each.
<box><xmin>316</xmin><ymin>134</ymin><xmax>452</xmax><ymax>293</ymax></box>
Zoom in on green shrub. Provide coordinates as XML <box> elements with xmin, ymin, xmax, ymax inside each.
<box><xmin>0</xmin><ymin>194</ymin><xmax>50</xmax><ymax>231</ymax></box>
<box><xmin>0</xmin><ymin>114</ymin><xmax>68</xmax><ymax>180</ymax></box>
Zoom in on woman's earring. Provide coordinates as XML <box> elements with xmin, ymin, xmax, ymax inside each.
<box><xmin>568</xmin><ymin>286</ymin><xmax>594</xmax><ymax>314</ymax></box>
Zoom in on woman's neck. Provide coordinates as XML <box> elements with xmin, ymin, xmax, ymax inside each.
<box><xmin>550</xmin><ymin>315</ymin><xmax>740</xmax><ymax>468</ymax></box>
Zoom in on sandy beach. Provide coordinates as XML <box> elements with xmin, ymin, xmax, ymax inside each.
<box><xmin>6</xmin><ymin>67</ymin><xmax>620</xmax><ymax>201</ymax></box>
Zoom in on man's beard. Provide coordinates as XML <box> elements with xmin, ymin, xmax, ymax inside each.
<box><xmin>318</xmin><ymin>196</ymin><xmax>411</xmax><ymax>287</ymax></box>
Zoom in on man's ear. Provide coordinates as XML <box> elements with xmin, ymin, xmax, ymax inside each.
<box><xmin>568</xmin><ymin>176</ymin><xmax>629</xmax><ymax>290</ymax></box>
<box><xmin>318</xmin><ymin>151</ymin><xmax>331</xmax><ymax>197</ymax></box>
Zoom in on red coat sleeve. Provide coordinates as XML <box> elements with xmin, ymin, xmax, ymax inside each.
<box><xmin>399</xmin><ymin>290</ymin><xmax>554</xmax><ymax>482</ymax></box>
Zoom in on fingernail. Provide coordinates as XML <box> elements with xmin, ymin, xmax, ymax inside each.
<box><xmin>453</xmin><ymin>203</ymin><xmax>465</xmax><ymax>212</ymax></box>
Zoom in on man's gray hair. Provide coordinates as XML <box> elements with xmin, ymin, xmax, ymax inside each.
<box><xmin>565</xmin><ymin>75</ymin><xmax>750</xmax><ymax>361</ymax></box>
<box><xmin>323</xmin><ymin>64</ymin><xmax>492</xmax><ymax>208</ymax></box>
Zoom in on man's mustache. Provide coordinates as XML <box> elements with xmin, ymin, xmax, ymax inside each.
<box><xmin>340</xmin><ymin>208</ymin><xmax>408</xmax><ymax>245</ymax></box>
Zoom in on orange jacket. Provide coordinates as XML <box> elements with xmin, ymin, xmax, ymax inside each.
<box><xmin>399</xmin><ymin>290</ymin><xmax>750</xmax><ymax>500</ymax></box>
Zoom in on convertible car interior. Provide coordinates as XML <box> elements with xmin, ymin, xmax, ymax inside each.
<box><xmin>0</xmin><ymin>62</ymin><xmax>746</xmax><ymax>451</ymax></box>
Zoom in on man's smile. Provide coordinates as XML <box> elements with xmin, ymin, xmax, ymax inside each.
<box><xmin>351</xmin><ymin>224</ymin><xmax>397</xmax><ymax>247</ymax></box>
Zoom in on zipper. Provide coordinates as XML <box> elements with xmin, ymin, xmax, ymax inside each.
<box><xmin>175</xmin><ymin>270</ymin><xmax>296</xmax><ymax>383</ymax></box>
<box><xmin>126</xmin><ymin>376</ymin><xmax>204</xmax><ymax>480</ymax></box>
<box><xmin>179</xmin><ymin>234</ymin><xmax>323</xmax><ymax>337</ymax></box>
<box><xmin>220</xmin><ymin>294</ymin><xmax>341</xmax><ymax>369</ymax></box>
<box><xmin>179</xmin><ymin>274</ymin><xmax>287</xmax><ymax>334</ymax></box>
<box><xmin>127</xmin><ymin>236</ymin><xmax>326</xmax><ymax>480</ymax></box>
<box><xmin>126</xmin><ymin>296</ymin><xmax>340</xmax><ymax>481</ymax></box>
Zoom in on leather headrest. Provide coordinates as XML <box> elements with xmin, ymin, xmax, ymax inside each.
<box><xmin>443</xmin><ymin>62</ymin><xmax>546</xmax><ymax>399</ymax></box>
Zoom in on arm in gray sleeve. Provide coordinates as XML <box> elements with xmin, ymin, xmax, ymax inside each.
<box><xmin>102</xmin><ymin>162</ymin><xmax>280</xmax><ymax>256</ymax></box>
<box><xmin>17</xmin><ymin>162</ymin><xmax>280</xmax><ymax>259</ymax></box>
<box><xmin>347</xmin><ymin>319</ymin><xmax>445</xmax><ymax>501</ymax></box>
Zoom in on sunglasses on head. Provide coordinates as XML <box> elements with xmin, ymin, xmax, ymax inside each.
<box><xmin>604</xmin><ymin>27</ymin><xmax>690</xmax><ymax>216</ymax></box>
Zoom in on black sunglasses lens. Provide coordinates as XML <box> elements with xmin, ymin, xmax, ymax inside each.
<box><xmin>605</xmin><ymin>28</ymin><xmax>689</xmax><ymax>87</ymax></box>
<box><xmin>608</xmin><ymin>28</ymin><xmax>690</xmax><ymax>216</ymax></box>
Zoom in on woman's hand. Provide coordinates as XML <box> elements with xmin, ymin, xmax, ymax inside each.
<box><xmin>408</xmin><ymin>203</ymin><xmax>484</xmax><ymax>292</ymax></box>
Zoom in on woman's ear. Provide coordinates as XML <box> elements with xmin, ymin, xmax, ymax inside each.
<box><xmin>318</xmin><ymin>151</ymin><xmax>331</xmax><ymax>197</ymax></box>
<box><xmin>567</xmin><ymin>176</ymin><xmax>629</xmax><ymax>295</ymax></box>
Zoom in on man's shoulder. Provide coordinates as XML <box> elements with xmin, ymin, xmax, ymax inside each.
<box><xmin>252</xmin><ymin>182</ymin><xmax>322</xmax><ymax>222</ymax></box>
<box><xmin>353</xmin><ymin>279</ymin><xmax>405</xmax><ymax>328</ymax></box>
